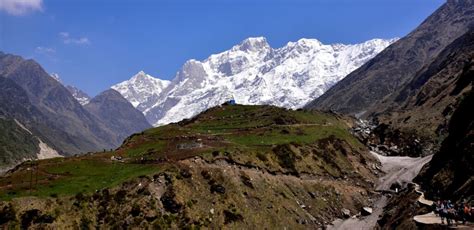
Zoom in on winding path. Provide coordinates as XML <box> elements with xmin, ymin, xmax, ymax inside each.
<box><xmin>413</xmin><ymin>184</ymin><xmax>474</xmax><ymax>228</ymax></box>
<box><xmin>412</xmin><ymin>184</ymin><xmax>441</xmax><ymax>225</ymax></box>
<box><xmin>328</xmin><ymin>151</ymin><xmax>433</xmax><ymax>230</ymax></box>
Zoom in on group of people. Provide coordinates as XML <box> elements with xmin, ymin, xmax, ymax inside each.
<box><xmin>433</xmin><ymin>200</ymin><xmax>474</xmax><ymax>226</ymax></box>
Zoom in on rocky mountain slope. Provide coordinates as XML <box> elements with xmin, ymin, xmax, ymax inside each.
<box><xmin>347</xmin><ymin>29</ymin><xmax>474</xmax><ymax>158</ymax></box>
<box><xmin>113</xmin><ymin>37</ymin><xmax>395</xmax><ymax>126</ymax></box>
<box><xmin>300</xmin><ymin>3</ymin><xmax>474</xmax><ymax>228</ymax></box>
<box><xmin>376</xmin><ymin>29</ymin><xmax>474</xmax><ymax>143</ymax></box>
<box><xmin>376</xmin><ymin>88</ymin><xmax>473</xmax><ymax>229</ymax></box>
<box><xmin>415</xmin><ymin>87</ymin><xmax>473</xmax><ymax>203</ymax></box>
<box><xmin>0</xmin><ymin>52</ymin><xmax>152</xmax><ymax>167</ymax></box>
<box><xmin>0</xmin><ymin>105</ymin><xmax>381</xmax><ymax>229</ymax></box>
<box><xmin>85</xmin><ymin>89</ymin><xmax>151</xmax><ymax>145</ymax></box>
<box><xmin>0</xmin><ymin>52</ymin><xmax>117</xmax><ymax>152</ymax></box>
<box><xmin>65</xmin><ymin>85</ymin><xmax>91</xmax><ymax>105</ymax></box>
<box><xmin>0</xmin><ymin>72</ymin><xmax>84</xmax><ymax>162</ymax></box>
<box><xmin>306</xmin><ymin>0</ymin><xmax>474</xmax><ymax>158</ymax></box>
<box><xmin>51</xmin><ymin>73</ymin><xmax>91</xmax><ymax>105</ymax></box>
<box><xmin>307</xmin><ymin>0</ymin><xmax>474</xmax><ymax>119</ymax></box>
<box><xmin>0</xmin><ymin>118</ymin><xmax>39</xmax><ymax>169</ymax></box>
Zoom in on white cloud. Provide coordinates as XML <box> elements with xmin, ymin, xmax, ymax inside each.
<box><xmin>59</xmin><ymin>32</ymin><xmax>90</xmax><ymax>45</ymax></box>
<box><xmin>59</xmin><ymin>32</ymin><xmax>69</xmax><ymax>38</ymax></box>
<box><xmin>35</xmin><ymin>46</ymin><xmax>55</xmax><ymax>54</ymax></box>
<box><xmin>0</xmin><ymin>0</ymin><xmax>43</xmax><ymax>16</ymax></box>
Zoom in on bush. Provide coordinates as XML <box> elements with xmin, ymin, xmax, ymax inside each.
<box><xmin>131</xmin><ymin>204</ymin><xmax>141</xmax><ymax>217</ymax></box>
<box><xmin>114</xmin><ymin>190</ymin><xmax>127</xmax><ymax>203</ymax></box>
<box><xmin>0</xmin><ymin>204</ymin><xmax>16</xmax><ymax>225</ymax></box>
<box><xmin>273</xmin><ymin>144</ymin><xmax>298</xmax><ymax>174</ymax></box>
<box><xmin>223</xmin><ymin>210</ymin><xmax>243</xmax><ymax>224</ymax></box>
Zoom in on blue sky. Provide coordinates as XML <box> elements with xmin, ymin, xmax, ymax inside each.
<box><xmin>1</xmin><ymin>0</ymin><xmax>444</xmax><ymax>96</ymax></box>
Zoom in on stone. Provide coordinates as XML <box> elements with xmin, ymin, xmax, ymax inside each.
<box><xmin>341</xmin><ymin>208</ymin><xmax>351</xmax><ymax>218</ymax></box>
<box><xmin>210</xmin><ymin>184</ymin><xmax>226</xmax><ymax>194</ymax></box>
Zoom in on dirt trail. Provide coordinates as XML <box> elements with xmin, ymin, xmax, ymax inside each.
<box><xmin>327</xmin><ymin>151</ymin><xmax>433</xmax><ymax>230</ymax></box>
<box><xmin>414</xmin><ymin>183</ymin><xmax>433</xmax><ymax>206</ymax></box>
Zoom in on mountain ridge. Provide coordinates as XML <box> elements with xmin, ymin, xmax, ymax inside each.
<box><xmin>306</xmin><ymin>0</ymin><xmax>474</xmax><ymax>117</ymax></box>
<box><xmin>113</xmin><ymin>37</ymin><xmax>395</xmax><ymax>126</ymax></box>
<box><xmin>84</xmin><ymin>89</ymin><xmax>152</xmax><ymax>145</ymax></box>
<box><xmin>0</xmin><ymin>52</ymin><xmax>153</xmax><ymax>168</ymax></box>
<box><xmin>51</xmin><ymin>73</ymin><xmax>91</xmax><ymax>105</ymax></box>
<box><xmin>112</xmin><ymin>71</ymin><xmax>171</xmax><ymax>108</ymax></box>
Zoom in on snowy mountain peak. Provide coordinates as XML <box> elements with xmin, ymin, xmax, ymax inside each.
<box><xmin>111</xmin><ymin>71</ymin><xmax>171</xmax><ymax>108</ymax></box>
<box><xmin>184</xmin><ymin>59</ymin><xmax>202</xmax><ymax>65</ymax></box>
<box><xmin>116</xmin><ymin>37</ymin><xmax>396</xmax><ymax>126</ymax></box>
<box><xmin>295</xmin><ymin>38</ymin><xmax>323</xmax><ymax>47</ymax></box>
<box><xmin>49</xmin><ymin>73</ymin><xmax>90</xmax><ymax>105</ymax></box>
<box><xmin>131</xmin><ymin>70</ymin><xmax>155</xmax><ymax>81</ymax></box>
<box><xmin>66</xmin><ymin>85</ymin><xmax>91</xmax><ymax>106</ymax></box>
<box><xmin>133</xmin><ymin>70</ymin><xmax>147</xmax><ymax>78</ymax></box>
<box><xmin>235</xmin><ymin>37</ymin><xmax>270</xmax><ymax>52</ymax></box>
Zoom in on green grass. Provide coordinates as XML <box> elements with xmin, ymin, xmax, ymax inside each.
<box><xmin>225</xmin><ymin>126</ymin><xmax>344</xmax><ymax>146</ymax></box>
<box><xmin>123</xmin><ymin>140</ymin><xmax>166</xmax><ymax>157</ymax></box>
<box><xmin>120</xmin><ymin>105</ymin><xmax>363</xmax><ymax>158</ymax></box>
<box><xmin>0</xmin><ymin>158</ymin><xmax>161</xmax><ymax>200</ymax></box>
<box><xmin>0</xmin><ymin>105</ymin><xmax>364</xmax><ymax>200</ymax></box>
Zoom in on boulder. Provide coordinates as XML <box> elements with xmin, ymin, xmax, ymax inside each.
<box><xmin>361</xmin><ymin>207</ymin><xmax>373</xmax><ymax>216</ymax></box>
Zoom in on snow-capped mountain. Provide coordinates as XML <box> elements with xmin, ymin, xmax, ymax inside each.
<box><xmin>112</xmin><ymin>71</ymin><xmax>170</xmax><ymax>108</ymax></box>
<box><xmin>50</xmin><ymin>73</ymin><xmax>91</xmax><ymax>105</ymax></box>
<box><xmin>115</xmin><ymin>37</ymin><xmax>396</xmax><ymax>126</ymax></box>
<box><xmin>66</xmin><ymin>85</ymin><xmax>91</xmax><ymax>105</ymax></box>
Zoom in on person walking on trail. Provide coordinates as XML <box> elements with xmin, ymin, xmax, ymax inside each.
<box><xmin>462</xmin><ymin>203</ymin><xmax>470</xmax><ymax>225</ymax></box>
<box><xmin>440</xmin><ymin>201</ymin><xmax>447</xmax><ymax>224</ymax></box>
<box><xmin>446</xmin><ymin>200</ymin><xmax>455</xmax><ymax>226</ymax></box>
<box><xmin>454</xmin><ymin>202</ymin><xmax>463</xmax><ymax>226</ymax></box>
<box><xmin>433</xmin><ymin>200</ymin><xmax>440</xmax><ymax>215</ymax></box>
<box><xmin>469</xmin><ymin>206</ymin><xmax>474</xmax><ymax>222</ymax></box>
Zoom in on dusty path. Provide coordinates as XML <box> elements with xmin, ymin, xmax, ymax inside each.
<box><xmin>327</xmin><ymin>151</ymin><xmax>433</xmax><ymax>230</ymax></box>
<box><xmin>412</xmin><ymin>184</ymin><xmax>441</xmax><ymax>225</ymax></box>
<box><xmin>414</xmin><ymin>183</ymin><xmax>433</xmax><ymax>206</ymax></box>
<box><xmin>329</xmin><ymin>195</ymin><xmax>388</xmax><ymax>230</ymax></box>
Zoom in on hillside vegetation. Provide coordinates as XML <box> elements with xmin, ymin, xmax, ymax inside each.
<box><xmin>0</xmin><ymin>105</ymin><xmax>380</xmax><ymax>229</ymax></box>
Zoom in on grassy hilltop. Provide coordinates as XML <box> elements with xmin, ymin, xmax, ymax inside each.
<box><xmin>0</xmin><ymin>105</ymin><xmax>380</xmax><ymax>229</ymax></box>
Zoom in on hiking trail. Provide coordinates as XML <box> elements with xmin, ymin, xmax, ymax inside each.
<box><xmin>327</xmin><ymin>151</ymin><xmax>432</xmax><ymax>230</ymax></box>
<box><xmin>413</xmin><ymin>184</ymin><xmax>474</xmax><ymax>229</ymax></box>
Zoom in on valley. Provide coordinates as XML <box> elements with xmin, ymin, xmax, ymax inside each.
<box><xmin>0</xmin><ymin>0</ymin><xmax>472</xmax><ymax>229</ymax></box>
